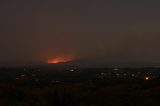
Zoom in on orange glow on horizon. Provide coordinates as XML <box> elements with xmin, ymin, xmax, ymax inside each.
<box><xmin>47</xmin><ymin>56</ymin><xmax>72</xmax><ymax>64</ymax></box>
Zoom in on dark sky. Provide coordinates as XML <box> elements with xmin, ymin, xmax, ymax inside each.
<box><xmin>0</xmin><ymin>0</ymin><xmax>160</xmax><ymax>66</ymax></box>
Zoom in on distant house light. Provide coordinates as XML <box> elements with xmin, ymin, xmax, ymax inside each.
<box><xmin>16</xmin><ymin>78</ymin><xmax>19</xmax><ymax>80</ymax></box>
<box><xmin>145</xmin><ymin>76</ymin><xmax>150</xmax><ymax>80</ymax></box>
<box><xmin>70</xmin><ymin>69</ymin><xmax>75</xmax><ymax>72</ymax></box>
<box><xmin>131</xmin><ymin>74</ymin><xmax>135</xmax><ymax>77</ymax></box>
<box><xmin>124</xmin><ymin>73</ymin><xmax>127</xmax><ymax>76</ymax></box>
<box><xmin>114</xmin><ymin>68</ymin><xmax>118</xmax><ymax>71</ymax></box>
<box><xmin>21</xmin><ymin>74</ymin><xmax>25</xmax><ymax>77</ymax></box>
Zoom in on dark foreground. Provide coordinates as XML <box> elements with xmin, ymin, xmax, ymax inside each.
<box><xmin>0</xmin><ymin>67</ymin><xmax>160</xmax><ymax>106</ymax></box>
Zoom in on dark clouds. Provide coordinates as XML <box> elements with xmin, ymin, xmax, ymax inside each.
<box><xmin>0</xmin><ymin>0</ymin><xmax>160</xmax><ymax>66</ymax></box>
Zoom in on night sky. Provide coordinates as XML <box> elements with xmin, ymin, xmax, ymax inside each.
<box><xmin>0</xmin><ymin>0</ymin><xmax>160</xmax><ymax>66</ymax></box>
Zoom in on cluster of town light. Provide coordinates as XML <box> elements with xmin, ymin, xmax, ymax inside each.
<box><xmin>15</xmin><ymin>68</ymin><xmax>151</xmax><ymax>81</ymax></box>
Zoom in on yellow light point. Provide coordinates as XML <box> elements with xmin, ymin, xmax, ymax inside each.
<box><xmin>145</xmin><ymin>76</ymin><xmax>150</xmax><ymax>80</ymax></box>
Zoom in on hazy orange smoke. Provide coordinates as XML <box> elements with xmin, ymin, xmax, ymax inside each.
<box><xmin>47</xmin><ymin>56</ymin><xmax>72</xmax><ymax>64</ymax></box>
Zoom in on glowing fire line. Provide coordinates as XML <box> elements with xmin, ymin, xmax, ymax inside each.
<box><xmin>47</xmin><ymin>56</ymin><xmax>72</xmax><ymax>64</ymax></box>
